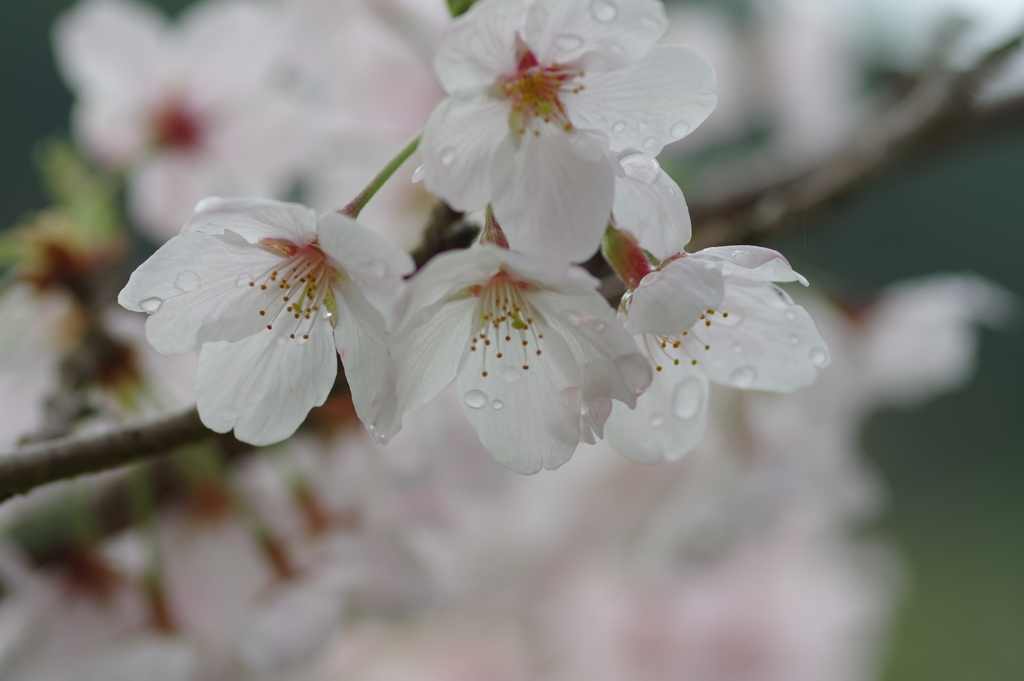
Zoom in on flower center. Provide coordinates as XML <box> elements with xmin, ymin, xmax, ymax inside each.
<box><xmin>152</xmin><ymin>99</ymin><xmax>203</xmax><ymax>150</ymax></box>
<box><xmin>467</xmin><ymin>271</ymin><xmax>544</xmax><ymax>377</ymax></box>
<box><xmin>501</xmin><ymin>48</ymin><xmax>584</xmax><ymax>136</ymax></box>
<box><xmin>242</xmin><ymin>239</ymin><xmax>341</xmax><ymax>343</ymax></box>
<box><xmin>642</xmin><ymin>309</ymin><xmax>731</xmax><ymax>372</ymax></box>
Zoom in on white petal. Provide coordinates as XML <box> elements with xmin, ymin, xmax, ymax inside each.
<box><xmin>689</xmin><ymin>245</ymin><xmax>809</xmax><ymax>285</ymax></box>
<box><xmin>491</xmin><ymin>129</ymin><xmax>615</xmax><ymax>263</ymax></box>
<box><xmin>433</xmin><ymin>0</ymin><xmax>527</xmax><ymax>92</ymax></box>
<box><xmin>456</xmin><ymin>322</ymin><xmax>582</xmax><ymax>474</ymax></box>
<box><xmin>528</xmin><ymin>0</ymin><xmax>667</xmax><ymax>69</ymax></box>
<box><xmin>128</xmin><ymin>153</ymin><xmax>227</xmax><ymax>241</ymax></box>
<box><xmin>119</xmin><ymin>231</ymin><xmax>281</xmax><ymax>354</ymax></box>
<box><xmin>420</xmin><ymin>93</ymin><xmax>511</xmax><ymax>213</ymax></box>
<box><xmin>626</xmin><ymin>257</ymin><xmax>724</xmax><ymax>335</ymax></box>
<box><xmin>565</xmin><ymin>45</ymin><xmax>716</xmax><ymax>154</ymax></box>
<box><xmin>605</xmin><ymin>359</ymin><xmax>708</xmax><ymax>463</ymax></box>
<box><xmin>612</xmin><ymin>159</ymin><xmax>691</xmax><ymax>259</ymax></box>
<box><xmin>697</xmin><ymin>279</ymin><xmax>827</xmax><ymax>392</ymax></box>
<box><xmin>332</xmin><ymin>281</ymin><xmax>400</xmax><ymax>444</ymax></box>
<box><xmin>183</xmin><ymin>197</ymin><xmax>319</xmax><ymax>245</ymax></box>
<box><xmin>195</xmin><ymin>321</ymin><xmax>336</xmax><ymax>446</ymax></box>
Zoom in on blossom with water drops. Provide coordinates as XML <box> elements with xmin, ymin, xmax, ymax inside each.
<box><xmin>387</xmin><ymin>243</ymin><xmax>651</xmax><ymax>473</ymax></box>
<box><xmin>605</xmin><ymin>242</ymin><xmax>829</xmax><ymax>463</ymax></box>
<box><xmin>118</xmin><ymin>197</ymin><xmax>413</xmax><ymax>446</ymax></box>
<box><xmin>418</xmin><ymin>0</ymin><xmax>716</xmax><ymax>262</ymax></box>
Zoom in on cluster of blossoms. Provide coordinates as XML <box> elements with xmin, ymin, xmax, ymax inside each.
<box><xmin>116</xmin><ymin>0</ymin><xmax>830</xmax><ymax>472</ymax></box>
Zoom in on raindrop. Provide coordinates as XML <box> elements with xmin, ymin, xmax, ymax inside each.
<box><xmin>732</xmin><ymin>342</ymin><xmax>744</xmax><ymax>354</ymax></box>
<box><xmin>809</xmin><ymin>348</ymin><xmax>829</xmax><ymax>367</ymax></box>
<box><xmin>555</xmin><ymin>34</ymin><xmax>584</xmax><ymax>51</ymax></box>
<box><xmin>670</xmin><ymin>120</ymin><xmax>690</xmax><ymax>139</ymax></box>
<box><xmin>615</xmin><ymin>354</ymin><xmax>652</xmax><ymax>394</ymax></box>
<box><xmin>789</xmin><ymin>334</ymin><xmax>800</xmax><ymax>345</ymax></box>
<box><xmin>463</xmin><ymin>390</ymin><xmax>488</xmax><ymax>409</ymax></box>
<box><xmin>642</xmin><ymin>136</ymin><xmax>657</xmax><ymax>150</ymax></box>
<box><xmin>440</xmin><ymin>147</ymin><xmax>456</xmax><ymax>166</ymax></box>
<box><xmin>236</xmin><ymin>273</ymin><xmax>255</xmax><ymax>287</ymax></box>
<box><xmin>495</xmin><ymin>364</ymin><xmax>522</xmax><ymax>383</ymax></box>
<box><xmin>672</xmin><ymin>378</ymin><xmax>703</xmax><ymax>419</ymax></box>
<box><xmin>620</xmin><ymin>153</ymin><xmax>661</xmax><ymax>184</ymax></box>
<box><xmin>729</xmin><ymin>366</ymin><xmax>757</xmax><ymax>388</ymax></box>
<box><xmin>650</xmin><ymin>413</ymin><xmax>666</xmax><ymax>427</ymax></box>
<box><xmin>637</xmin><ymin>120</ymin><xmax>649</xmax><ymax>131</ymax></box>
<box><xmin>563</xmin><ymin>310</ymin><xmax>583</xmax><ymax>326</ymax></box>
<box><xmin>638</xmin><ymin>270</ymin><xmax>663</xmax><ymax>287</ymax></box>
<box><xmin>785</xmin><ymin>310</ymin><xmax>797</xmax><ymax>321</ymax></box>
<box><xmin>590</xmin><ymin>0</ymin><xmax>617</xmax><ymax>22</ymax></box>
<box><xmin>491</xmin><ymin>399</ymin><xmax>504</xmax><ymax>410</ymax></box>
<box><xmin>612</xmin><ymin>120</ymin><xmax>627</xmax><ymax>133</ymax></box>
<box><xmin>140</xmin><ymin>297</ymin><xmax>163</xmax><ymax>313</ymax></box>
<box><xmin>411</xmin><ymin>164</ymin><xmax>426</xmax><ymax>182</ymax></box>
<box><xmin>174</xmin><ymin>270</ymin><xmax>200</xmax><ymax>292</ymax></box>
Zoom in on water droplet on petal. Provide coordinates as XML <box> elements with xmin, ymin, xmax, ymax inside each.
<box><xmin>495</xmin><ymin>364</ymin><xmax>521</xmax><ymax>383</ymax></box>
<box><xmin>785</xmin><ymin>310</ymin><xmax>797</xmax><ymax>321</ymax></box>
<box><xmin>789</xmin><ymin>334</ymin><xmax>800</xmax><ymax>345</ymax></box>
<box><xmin>650</xmin><ymin>412</ymin><xmax>666</xmax><ymax>427</ymax></box>
<box><xmin>590</xmin><ymin>0</ymin><xmax>617</xmax><ymax>22</ymax></box>
<box><xmin>732</xmin><ymin>342</ymin><xmax>744</xmax><ymax>354</ymax></box>
<box><xmin>236</xmin><ymin>273</ymin><xmax>255</xmax><ymax>287</ymax></box>
<box><xmin>642</xmin><ymin>136</ymin><xmax>657</xmax><ymax>151</ymax></box>
<box><xmin>612</xmin><ymin>120</ymin><xmax>627</xmax><ymax>133</ymax></box>
<box><xmin>670</xmin><ymin>120</ymin><xmax>691</xmax><ymax>139</ymax></box>
<box><xmin>637</xmin><ymin>120</ymin><xmax>649</xmax><ymax>131</ymax></box>
<box><xmin>620</xmin><ymin>153</ymin><xmax>661</xmax><ymax>184</ymax></box>
<box><xmin>563</xmin><ymin>310</ymin><xmax>583</xmax><ymax>326</ymax></box>
<box><xmin>174</xmin><ymin>270</ymin><xmax>200</xmax><ymax>292</ymax></box>
<box><xmin>491</xmin><ymin>399</ymin><xmax>504</xmax><ymax>410</ymax></box>
<box><xmin>140</xmin><ymin>297</ymin><xmax>163</xmax><ymax>313</ymax></box>
<box><xmin>463</xmin><ymin>390</ymin><xmax>488</xmax><ymax>409</ymax></box>
<box><xmin>555</xmin><ymin>34</ymin><xmax>584</xmax><ymax>51</ymax></box>
<box><xmin>672</xmin><ymin>378</ymin><xmax>703</xmax><ymax>419</ymax></box>
<box><xmin>440</xmin><ymin>147</ymin><xmax>456</xmax><ymax>167</ymax></box>
<box><xmin>638</xmin><ymin>270</ymin><xmax>663</xmax><ymax>287</ymax></box>
<box><xmin>809</xmin><ymin>347</ymin><xmax>829</xmax><ymax>367</ymax></box>
<box><xmin>729</xmin><ymin>366</ymin><xmax>757</xmax><ymax>388</ymax></box>
<box><xmin>411</xmin><ymin>164</ymin><xmax>426</xmax><ymax>182</ymax></box>
<box><xmin>614</xmin><ymin>354</ymin><xmax>652</xmax><ymax>394</ymax></box>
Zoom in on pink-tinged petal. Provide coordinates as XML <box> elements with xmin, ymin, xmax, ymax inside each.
<box><xmin>332</xmin><ymin>281</ymin><xmax>401</xmax><ymax>444</ymax></box>
<box><xmin>195</xmin><ymin>321</ymin><xmax>336</xmax><ymax>446</ymax></box>
<box><xmin>698</xmin><ymin>280</ymin><xmax>828</xmax><ymax>392</ymax></box>
<box><xmin>420</xmin><ymin>94</ymin><xmax>511</xmax><ymax>213</ymax></box>
<box><xmin>612</xmin><ymin>156</ymin><xmax>691</xmax><ymax>259</ymax></box>
<box><xmin>183</xmin><ymin>197</ymin><xmax>319</xmax><ymax>245</ymax></box>
<box><xmin>626</xmin><ymin>257</ymin><xmax>724</xmax><ymax>336</ymax></box>
<box><xmin>528</xmin><ymin>0</ymin><xmax>667</xmax><ymax>69</ymax></box>
<box><xmin>394</xmin><ymin>296</ymin><xmax>479</xmax><ymax>419</ymax></box>
<box><xmin>53</xmin><ymin>0</ymin><xmax>166</xmax><ymax>103</ymax></box>
<box><xmin>396</xmin><ymin>247</ymin><xmax>503</xmax><ymax>322</ymax></box>
<box><xmin>689</xmin><ymin>245</ymin><xmax>809</xmax><ymax>285</ymax></box>
<box><xmin>119</xmin><ymin>231</ymin><xmax>279</xmax><ymax>354</ymax></box>
<box><xmin>605</xmin><ymin>359</ymin><xmax>708</xmax><ymax>463</ymax></box>
<box><xmin>491</xmin><ymin>129</ymin><xmax>615</xmax><ymax>262</ymax></box>
<box><xmin>433</xmin><ymin>0</ymin><xmax>527</xmax><ymax>92</ymax></box>
<box><xmin>565</xmin><ymin>45</ymin><xmax>716</xmax><ymax>154</ymax></box>
<box><xmin>456</xmin><ymin>322</ymin><xmax>582</xmax><ymax>474</ymax></box>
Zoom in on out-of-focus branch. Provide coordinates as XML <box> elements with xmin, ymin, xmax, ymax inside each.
<box><xmin>689</xmin><ymin>30</ymin><xmax>1024</xmax><ymax>250</ymax></box>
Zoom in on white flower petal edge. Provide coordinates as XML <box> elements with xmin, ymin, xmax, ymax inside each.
<box><xmin>612</xmin><ymin>153</ymin><xmax>691</xmax><ymax>260</ymax></box>
<box><xmin>392</xmin><ymin>245</ymin><xmax>651</xmax><ymax>474</ymax></box>
<box><xmin>119</xmin><ymin>197</ymin><xmax>412</xmax><ymax>445</ymax></box>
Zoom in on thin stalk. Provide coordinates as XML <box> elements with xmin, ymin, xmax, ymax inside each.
<box><xmin>338</xmin><ymin>134</ymin><xmax>421</xmax><ymax>219</ymax></box>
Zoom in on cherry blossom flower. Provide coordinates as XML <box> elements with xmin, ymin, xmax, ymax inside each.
<box><xmin>418</xmin><ymin>0</ymin><xmax>716</xmax><ymax>262</ymax></box>
<box><xmin>53</xmin><ymin>0</ymin><xmax>310</xmax><ymax>240</ymax></box>
<box><xmin>118</xmin><ymin>197</ymin><xmax>413</xmax><ymax>446</ymax></box>
<box><xmin>389</xmin><ymin>244</ymin><xmax>651</xmax><ymax>474</ymax></box>
<box><xmin>606</xmin><ymin>244</ymin><xmax>828</xmax><ymax>463</ymax></box>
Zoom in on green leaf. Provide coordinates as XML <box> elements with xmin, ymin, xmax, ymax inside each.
<box><xmin>447</xmin><ymin>0</ymin><xmax>477</xmax><ymax>17</ymax></box>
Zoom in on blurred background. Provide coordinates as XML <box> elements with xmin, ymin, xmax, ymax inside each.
<box><xmin>0</xmin><ymin>0</ymin><xmax>1021</xmax><ymax>679</ymax></box>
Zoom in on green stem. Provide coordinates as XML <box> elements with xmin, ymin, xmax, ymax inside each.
<box><xmin>338</xmin><ymin>134</ymin><xmax>421</xmax><ymax>219</ymax></box>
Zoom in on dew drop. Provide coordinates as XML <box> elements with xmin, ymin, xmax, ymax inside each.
<box><xmin>809</xmin><ymin>347</ymin><xmax>829</xmax><ymax>367</ymax></box>
<box><xmin>563</xmin><ymin>309</ymin><xmax>583</xmax><ymax>326</ymax></box>
<box><xmin>785</xmin><ymin>310</ymin><xmax>797</xmax><ymax>321</ymax></box>
<box><xmin>491</xmin><ymin>399</ymin><xmax>504</xmax><ymax>410</ymax></box>
<box><xmin>555</xmin><ymin>33</ymin><xmax>584</xmax><ymax>51</ymax></box>
<box><xmin>732</xmin><ymin>342</ymin><xmax>744</xmax><ymax>354</ymax></box>
<box><xmin>642</xmin><ymin>136</ymin><xmax>657</xmax><ymax>150</ymax></box>
<box><xmin>463</xmin><ymin>390</ymin><xmax>488</xmax><ymax>409</ymax></box>
<box><xmin>590</xmin><ymin>0</ymin><xmax>617</xmax><ymax>22</ymax></box>
<box><xmin>440</xmin><ymin>147</ymin><xmax>457</xmax><ymax>167</ymax></box>
<box><xmin>670</xmin><ymin>120</ymin><xmax>691</xmax><ymax>139</ymax></box>
<box><xmin>729</xmin><ymin>366</ymin><xmax>757</xmax><ymax>388</ymax></box>
<box><xmin>789</xmin><ymin>334</ymin><xmax>800</xmax><ymax>345</ymax></box>
<box><xmin>174</xmin><ymin>270</ymin><xmax>200</xmax><ymax>292</ymax></box>
<box><xmin>495</xmin><ymin>364</ymin><xmax>522</xmax><ymax>383</ymax></box>
<box><xmin>611</xmin><ymin>120</ymin><xmax>627</xmax><ymax>133</ymax></box>
<box><xmin>672</xmin><ymin>378</ymin><xmax>703</xmax><ymax>419</ymax></box>
<box><xmin>140</xmin><ymin>297</ymin><xmax>163</xmax><ymax>313</ymax></box>
<box><xmin>411</xmin><ymin>164</ymin><xmax>426</xmax><ymax>182</ymax></box>
<box><xmin>637</xmin><ymin>120</ymin><xmax>649</xmax><ymax>131</ymax></box>
<box><xmin>236</xmin><ymin>273</ymin><xmax>255</xmax><ymax>287</ymax></box>
<box><xmin>620</xmin><ymin>153</ymin><xmax>661</xmax><ymax>184</ymax></box>
<box><xmin>650</xmin><ymin>412</ymin><xmax>666</xmax><ymax>427</ymax></box>
<box><xmin>638</xmin><ymin>270</ymin><xmax>663</xmax><ymax>287</ymax></box>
